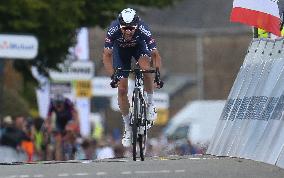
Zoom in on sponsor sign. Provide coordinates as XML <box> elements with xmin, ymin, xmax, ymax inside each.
<box><xmin>50</xmin><ymin>82</ymin><xmax>72</xmax><ymax>95</ymax></box>
<box><xmin>156</xmin><ymin>109</ymin><xmax>169</xmax><ymax>125</ymax></box>
<box><xmin>75</xmin><ymin>80</ymin><xmax>92</xmax><ymax>98</ymax></box>
<box><xmin>50</xmin><ymin>61</ymin><xmax>94</xmax><ymax>81</ymax></box>
<box><xmin>0</xmin><ymin>34</ymin><xmax>38</xmax><ymax>59</ymax></box>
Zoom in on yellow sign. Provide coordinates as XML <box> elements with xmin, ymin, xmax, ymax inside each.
<box><xmin>156</xmin><ymin>109</ymin><xmax>169</xmax><ymax>125</ymax></box>
<box><xmin>75</xmin><ymin>80</ymin><xmax>92</xmax><ymax>97</ymax></box>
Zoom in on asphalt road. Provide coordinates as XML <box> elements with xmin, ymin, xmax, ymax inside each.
<box><xmin>0</xmin><ymin>155</ymin><xmax>284</xmax><ymax>178</ymax></box>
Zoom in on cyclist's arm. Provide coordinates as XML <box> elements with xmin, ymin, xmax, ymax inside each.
<box><xmin>139</xmin><ymin>23</ymin><xmax>162</xmax><ymax>70</ymax></box>
<box><xmin>103</xmin><ymin>23</ymin><xmax>118</xmax><ymax>76</ymax></box>
<box><xmin>103</xmin><ymin>48</ymin><xmax>114</xmax><ymax>76</ymax></box>
<box><xmin>151</xmin><ymin>49</ymin><xmax>162</xmax><ymax>70</ymax></box>
<box><xmin>45</xmin><ymin>106</ymin><xmax>54</xmax><ymax>132</ymax></box>
<box><xmin>66</xmin><ymin>99</ymin><xmax>80</xmax><ymax>126</ymax></box>
<box><xmin>71</xmin><ymin>109</ymin><xmax>79</xmax><ymax>126</ymax></box>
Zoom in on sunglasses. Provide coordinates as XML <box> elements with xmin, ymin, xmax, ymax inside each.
<box><xmin>120</xmin><ymin>25</ymin><xmax>137</xmax><ymax>31</ymax></box>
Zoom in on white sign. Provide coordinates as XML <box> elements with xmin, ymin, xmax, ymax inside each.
<box><xmin>154</xmin><ymin>92</ymin><xmax>170</xmax><ymax>109</ymax></box>
<box><xmin>92</xmin><ymin>77</ymin><xmax>118</xmax><ymax>97</ymax></box>
<box><xmin>0</xmin><ymin>34</ymin><xmax>38</xmax><ymax>59</ymax></box>
<box><xmin>50</xmin><ymin>82</ymin><xmax>72</xmax><ymax>95</ymax></box>
<box><xmin>49</xmin><ymin>61</ymin><xmax>94</xmax><ymax>81</ymax></box>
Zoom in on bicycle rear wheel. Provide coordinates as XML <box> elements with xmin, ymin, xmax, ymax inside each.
<box><xmin>132</xmin><ymin>89</ymin><xmax>139</xmax><ymax>161</ymax></box>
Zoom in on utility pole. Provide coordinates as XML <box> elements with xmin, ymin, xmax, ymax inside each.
<box><xmin>196</xmin><ymin>36</ymin><xmax>204</xmax><ymax>99</ymax></box>
<box><xmin>0</xmin><ymin>59</ymin><xmax>5</xmax><ymax>127</ymax></box>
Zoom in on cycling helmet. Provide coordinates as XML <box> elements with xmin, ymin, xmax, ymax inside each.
<box><xmin>118</xmin><ymin>8</ymin><xmax>139</xmax><ymax>27</ymax></box>
<box><xmin>52</xmin><ymin>94</ymin><xmax>65</xmax><ymax>105</ymax></box>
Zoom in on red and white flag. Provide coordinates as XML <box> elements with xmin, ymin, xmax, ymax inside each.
<box><xmin>230</xmin><ymin>0</ymin><xmax>281</xmax><ymax>36</ymax></box>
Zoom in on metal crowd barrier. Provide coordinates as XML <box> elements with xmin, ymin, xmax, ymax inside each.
<box><xmin>207</xmin><ymin>38</ymin><xmax>284</xmax><ymax>169</ymax></box>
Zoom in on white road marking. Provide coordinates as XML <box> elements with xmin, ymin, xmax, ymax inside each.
<box><xmin>159</xmin><ymin>170</ymin><xmax>171</xmax><ymax>173</ymax></box>
<box><xmin>121</xmin><ymin>171</ymin><xmax>132</xmax><ymax>175</ymax></box>
<box><xmin>58</xmin><ymin>173</ymin><xmax>69</xmax><ymax>177</ymax></box>
<box><xmin>2</xmin><ymin>168</ymin><xmax>186</xmax><ymax>178</ymax></box>
<box><xmin>96</xmin><ymin>172</ymin><xmax>106</xmax><ymax>176</ymax></box>
<box><xmin>74</xmin><ymin>173</ymin><xmax>89</xmax><ymax>176</ymax></box>
<box><xmin>135</xmin><ymin>170</ymin><xmax>171</xmax><ymax>174</ymax></box>
<box><xmin>189</xmin><ymin>157</ymin><xmax>221</xmax><ymax>160</ymax></box>
<box><xmin>81</xmin><ymin>160</ymin><xmax>92</xmax><ymax>164</ymax></box>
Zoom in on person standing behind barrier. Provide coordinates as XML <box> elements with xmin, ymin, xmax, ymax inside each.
<box><xmin>252</xmin><ymin>27</ymin><xmax>279</xmax><ymax>38</ymax></box>
<box><xmin>280</xmin><ymin>11</ymin><xmax>284</xmax><ymax>36</ymax></box>
<box><xmin>253</xmin><ymin>1</ymin><xmax>284</xmax><ymax>39</ymax></box>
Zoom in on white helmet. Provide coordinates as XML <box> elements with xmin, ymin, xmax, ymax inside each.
<box><xmin>118</xmin><ymin>8</ymin><xmax>139</xmax><ymax>26</ymax></box>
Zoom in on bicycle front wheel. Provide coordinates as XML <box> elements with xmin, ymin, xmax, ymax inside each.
<box><xmin>132</xmin><ymin>89</ymin><xmax>139</xmax><ymax>161</ymax></box>
<box><xmin>139</xmin><ymin>104</ymin><xmax>148</xmax><ymax>161</ymax></box>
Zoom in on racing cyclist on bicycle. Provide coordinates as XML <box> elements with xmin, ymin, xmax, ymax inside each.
<box><xmin>102</xmin><ymin>8</ymin><xmax>163</xmax><ymax>147</ymax></box>
<box><xmin>45</xmin><ymin>94</ymin><xmax>79</xmax><ymax>160</ymax></box>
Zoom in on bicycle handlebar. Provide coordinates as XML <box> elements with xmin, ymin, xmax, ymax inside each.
<box><xmin>110</xmin><ymin>68</ymin><xmax>164</xmax><ymax>88</ymax></box>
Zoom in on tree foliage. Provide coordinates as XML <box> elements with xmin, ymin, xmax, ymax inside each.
<box><xmin>0</xmin><ymin>0</ymin><xmax>177</xmax><ymax>81</ymax></box>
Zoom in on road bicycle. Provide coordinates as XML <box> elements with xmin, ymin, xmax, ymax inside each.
<box><xmin>111</xmin><ymin>67</ymin><xmax>163</xmax><ymax>161</ymax></box>
<box><xmin>41</xmin><ymin>123</ymin><xmax>78</xmax><ymax>161</ymax></box>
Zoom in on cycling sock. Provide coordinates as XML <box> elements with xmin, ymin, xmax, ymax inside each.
<box><xmin>122</xmin><ymin>113</ymin><xmax>131</xmax><ymax>130</ymax></box>
<box><xmin>146</xmin><ymin>92</ymin><xmax>154</xmax><ymax>105</ymax></box>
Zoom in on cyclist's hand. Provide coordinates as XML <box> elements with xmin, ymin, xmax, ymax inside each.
<box><xmin>154</xmin><ymin>68</ymin><xmax>164</xmax><ymax>89</ymax></box>
<box><xmin>155</xmin><ymin>80</ymin><xmax>164</xmax><ymax>89</ymax></box>
<box><xmin>110</xmin><ymin>73</ymin><xmax>120</xmax><ymax>88</ymax></box>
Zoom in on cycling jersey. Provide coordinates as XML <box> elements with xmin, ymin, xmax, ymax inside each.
<box><xmin>47</xmin><ymin>98</ymin><xmax>75</xmax><ymax>132</ymax></box>
<box><xmin>104</xmin><ymin>20</ymin><xmax>157</xmax><ymax>50</ymax></box>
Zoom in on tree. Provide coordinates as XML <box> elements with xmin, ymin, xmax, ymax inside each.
<box><xmin>0</xmin><ymin>0</ymin><xmax>177</xmax><ymax>81</ymax></box>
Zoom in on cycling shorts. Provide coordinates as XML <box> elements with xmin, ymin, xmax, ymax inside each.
<box><xmin>113</xmin><ymin>42</ymin><xmax>151</xmax><ymax>78</ymax></box>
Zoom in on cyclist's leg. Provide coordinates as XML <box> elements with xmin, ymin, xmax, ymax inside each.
<box><xmin>114</xmin><ymin>46</ymin><xmax>133</xmax><ymax>146</ymax></box>
<box><xmin>55</xmin><ymin>132</ymin><xmax>64</xmax><ymax>160</ymax></box>
<box><xmin>64</xmin><ymin>121</ymin><xmax>79</xmax><ymax>160</ymax></box>
<box><xmin>135</xmin><ymin>43</ymin><xmax>157</xmax><ymax>121</ymax></box>
<box><xmin>135</xmin><ymin>42</ymin><xmax>153</xmax><ymax>94</ymax></box>
<box><xmin>54</xmin><ymin>121</ymin><xmax>66</xmax><ymax>161</ymax></box>
<box><xmin>113</xmin><ymin>46</ymin><xmax>132</xmax><ymax>117</ymax></box>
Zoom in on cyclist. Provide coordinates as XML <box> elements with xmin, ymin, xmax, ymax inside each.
<box><xmin>102</xmin><ymin>8</ymin><xmax>163</xmax><ymax>147</ymax></box>
<box><xmin>45</xmin><ymin>94</ymin><xmax>79</xmax><ymax>160</ymax></box>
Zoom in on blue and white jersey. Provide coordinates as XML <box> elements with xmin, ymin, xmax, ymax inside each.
<box><xmin>104</xmin><ymin>20</ymin><xmax>157</xmax><ymax>51</ymax></box>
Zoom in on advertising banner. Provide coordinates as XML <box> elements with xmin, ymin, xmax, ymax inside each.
<box><xmin>0</xmin><ymin>34</ymin><xmax>38</xmax><ymax>59</ymax></box>
<box><xmin>49</xmin><ymin>61</ymin><xmax>94</xmax><ymax>81</ymax></box>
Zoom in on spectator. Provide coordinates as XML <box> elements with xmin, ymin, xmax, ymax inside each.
<box><xmin>33</xmin><ymin>117</ymin><xmax>45</xmax><ymax>160</ymax></box>
<box><xmin>1</xmin><ymin>116</ymin><xmax>30</xmax><ymax>150</ymax></box>
<box><xmin>0</xmin><ymin>115</ymin><xmax>13</xmax><ymax>143</ymax></box>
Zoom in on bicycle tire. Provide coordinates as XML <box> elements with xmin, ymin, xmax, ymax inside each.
<box><xmin>132</xmin><ymin>89</ymin><xmax>139</xmax><ymax>161</ymax></box>
<box><xmin>139</xmin><ymin>103</ymin><xmax>147</xmax><ymax>161</ymax></box>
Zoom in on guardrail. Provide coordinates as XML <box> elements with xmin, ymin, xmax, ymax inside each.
<box><xmin>207</xmin><ymin>38</ymin><xmax>284</xmax><ymax>169</ymax></box>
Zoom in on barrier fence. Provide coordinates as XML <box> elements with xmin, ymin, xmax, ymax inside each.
<box><xmin>207</xmin><ymin>38</ymin><xmax>284</xmax><ymax>169</ymax></box>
